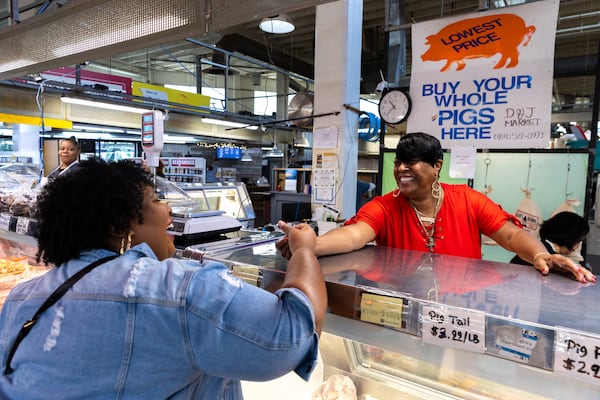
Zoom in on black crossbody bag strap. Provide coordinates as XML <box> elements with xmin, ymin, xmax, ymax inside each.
<box><xmin>4</xmin><ymin>254</ymin><xmax>119</xmax><ymax>375</ymax></box>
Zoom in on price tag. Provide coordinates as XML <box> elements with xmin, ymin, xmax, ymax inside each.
<box><xmin>421</xmin><ymin>304</ymin><xmax>485</xmax><ymax>353</ymax></box>
<box><xmin>15</xmin><ymin>217</ymin><xmax>30</xmax><ymax>235</ymax></box>
<box><xmin>0</xmin><ymin>213</ymin><xmax>10</xmax><ymax>231</ymax></box>
<box><xmin>554</xmin><ymin>328</ymin><xmax>600</xmax><ymax>385</ymax></box>
<box><xmin>360</xmin><ymin>292</ymin><xmax>405</xmax><ymax>329</ymax></box>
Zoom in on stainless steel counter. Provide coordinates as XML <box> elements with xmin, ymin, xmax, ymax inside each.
<box><xmin>207</xmin><ymin>243</ymin><xmax>600</xmax><ymax>399</ymax></box>
<box><xmin>2</xmin><ymin>222</ymin><xmax>599</xmax><ymax>398</ymax></box>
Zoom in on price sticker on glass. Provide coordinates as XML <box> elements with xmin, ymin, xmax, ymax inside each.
<box><xmin>15</xmin><ymin>217</ymin><xmax>29</xmax><ymax>235</ymax></box>
<box><xmin>554</xmin><ymin>329</ymin><xmax>600</xmax><ymax>385</ymax></box>
<box><xmin>421</xmin><ymin>304</ymin><xmax>485</xmax><ymax>353</ymax></box>
<box><xmin>360</xmin><ymin>292</ymin><xmax>405</xmax><ymax>330</ymax></box>
<box><xmin>0</xmin><ymin>213</ymin><xmax>10</xmax><ymax>231</ymax></box>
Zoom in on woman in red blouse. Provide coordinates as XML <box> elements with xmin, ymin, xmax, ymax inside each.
<box><xmin>278</xmin><ymin>132</ymin><xmax>595</xmax><ymax>284</ymax></box>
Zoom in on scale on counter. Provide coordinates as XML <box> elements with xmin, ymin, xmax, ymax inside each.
<box><xmin>157</xmin><ymin>178</ymin><xmax>243</xmax><ymax>245</ymax></box>
<box><xmin>140</xmin><ymin>113</ymin><xmax>243</xmax><ymax>244</ymax></box>
<box><xmin>169</xmin><ymin>209</ymin><xmax>242</xmax><ymax>242</ymax></box>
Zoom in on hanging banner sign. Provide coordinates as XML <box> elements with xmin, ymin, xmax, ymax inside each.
<box><xmin>407</xmin><ymin>0</ymin><xmax>559</xmax><ymax>149</ymax></box>
<box><xmin>41</xmin><ymin>67</ymin><xmax>132</xmax><ymax>94</ymax></box>
<box><xmin>132</xmin><ymin>82</ymin><xmax>210</xmax><ymax>112</ymax></box>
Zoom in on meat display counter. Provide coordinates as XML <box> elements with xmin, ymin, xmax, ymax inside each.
<box><xmin>205</xmin><ymin>244</ymin><xmax>600</xmax><ymax>399</ymax></box>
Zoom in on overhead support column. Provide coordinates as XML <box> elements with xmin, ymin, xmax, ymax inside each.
<box><xmin>12</xmin><ymin>124</ymin><xmax>41</xmax><ymax>165</ymax></box>
<box><xmin>312</xmin><ymin>0</ymin><xmax>363</xmax><ymax>219</ymax></box>
<box><xmin>276</xmin><ymin>73</ymin><xmax>290</xmax><ymax>120</ymax></box>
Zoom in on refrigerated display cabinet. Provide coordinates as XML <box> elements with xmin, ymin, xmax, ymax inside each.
<box><xmin>179</xmin><ymin>182</ymin><xmax>255</xmax><ymax>228</ymax></box>
<box><xmin>2</xmin><ymin>221</ymin><xmax>599</xmax><ymax>399</ymax></box>
<box><xmin>206</xmin><ymin>244</ymin><xmax>600</xmax><ymax>400</ymax></box>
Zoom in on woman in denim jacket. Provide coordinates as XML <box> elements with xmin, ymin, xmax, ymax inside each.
<box><xmin>0</xmin><ymin>158</ymin><xmax>326</xmax><ymax>399</ymax></box>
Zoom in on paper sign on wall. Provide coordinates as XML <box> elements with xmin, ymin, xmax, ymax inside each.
<box><xmin>449</xmin><ymin>146</ymin><xmax>476</xmax><ymax>179</ymax></box>
<box><xmin>313</xmin><ymin>127</ymin><xmax>339</xmax><ymax>149</ymax></box>
<box><xmin>313</xmin><ymin>169</ymin><xmax>336</xmax><ymax>204</ymax></box>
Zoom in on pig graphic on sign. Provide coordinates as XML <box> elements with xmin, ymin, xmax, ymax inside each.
<box><xmin>421</xmin><ymin>14</ymin><xmax>536</xmax><ymax>72</ymax></box>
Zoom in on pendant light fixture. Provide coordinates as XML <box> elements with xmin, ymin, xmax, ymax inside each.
<box><xmin>264</xmin><ymin>129</ymin><xmax>284</xmax><ymax>158</ymax></box>
<box><xmin>259</xmin><ymin>14</ymin><xmax>295</xmax><ymax>34</ymax></box>
<box><xmin>241</xmin><ymin>150</ymin><xmax>253</xmax><ymax>162</ymax></box>
<box><xmin>265</xmin><ymin>144</ymin><xmax>284</xmax><ymax>158</ymax></box>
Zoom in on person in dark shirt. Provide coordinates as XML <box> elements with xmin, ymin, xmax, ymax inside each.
<box><xmin>356</xmin><ymin>180</ymin><xmax>376</xmax><ymax>213</ymax></box>
<box><xmin>510</xmin><ymin>211</ymin><xmax>590</xmax><ymax>270</ymax></box>
<box><xmin>40</xmin><ymin>136</ymin><xmax>80</xmax><ymax>186</ymax></box>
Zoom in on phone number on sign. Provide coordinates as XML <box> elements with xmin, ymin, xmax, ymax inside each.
<box><xmin>492</xmin><ymin>132</ymin><xmax>545</xmax><ymax>140</ymax></box>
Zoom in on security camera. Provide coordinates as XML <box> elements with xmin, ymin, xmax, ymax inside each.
<box><xmin>375</xmin><ymin>80</ymin><xmax>388</xmax><ymax>93</ymax></box>
<box><xmin>375</xmin><ymin>69</ymin><xmax>388</xmax><ymax>93</ymax></box>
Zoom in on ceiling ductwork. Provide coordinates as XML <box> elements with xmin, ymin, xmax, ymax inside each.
<box><xmin>216</xmin><ymin>33</ymin><xmax>314</xmax><ymax>81</ymax></box>
<box><xmin>201</xmin><ymin>51</ymin><xmax>239</xmax><ymax>75</ymax></box>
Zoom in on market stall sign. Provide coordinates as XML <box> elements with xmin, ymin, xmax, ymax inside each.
<box><xmin>360</xmin><ymin>292</ymin><xmax>405</xmax><ymax>330</ymax></box>
<box><xmin>132</xmin><ymin>82</ymin><xmax>210</xmax><ymax>112</ymax></box>
<box><xmin>554</xmin><ymin>329</ymin><xmax>600</xmax><ymax>386</ymax></box>
<box><xmin>421</xmin><ymin>304</ymin><xmax>485</xmax><ymax>353</ymax></box>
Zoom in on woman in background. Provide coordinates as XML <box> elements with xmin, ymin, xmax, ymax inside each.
<box><xmin>41</xmin><ymin>136</ymin><xmax>80</xmax><ymax>185</ymax></box>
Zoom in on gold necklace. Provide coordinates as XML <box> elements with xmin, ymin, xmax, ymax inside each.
<box><xmin>410</xmin><ymin>196</ymin><xmax>441</xmax><ymax>252</ymax></box>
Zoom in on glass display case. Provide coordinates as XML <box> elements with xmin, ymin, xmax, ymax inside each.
<box><xmin>2</xmin><ymin>217</ymin><xmax>599</xmax><ymax>398</ymax></box>
<box><xmin>206</xmin><ymin>244</ymin><xmax>600</xmax><ymax>399</ymax></box>
<box><xmin>0</xmin><ymin>163</ymin><xmax>40</xmax><ymax>188</ymax></box>
<box><xmin>179</xmin><ymin>182</ymin><xmax>255</xmax><ymax>228</ymax></box>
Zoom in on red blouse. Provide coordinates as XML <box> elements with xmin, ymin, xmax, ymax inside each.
<box><xmin>345</xmin><ymin>183</ymin><xmax>521</xmax><ymax>259</ymax></box>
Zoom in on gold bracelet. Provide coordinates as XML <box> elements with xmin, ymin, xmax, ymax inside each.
<box><xmin>532</xmin><ymin>251</ymin><xmax>550</xmax><ymax>264</ymax></box>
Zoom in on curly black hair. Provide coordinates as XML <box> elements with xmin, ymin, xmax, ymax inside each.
<box><xmin>395</xmin><ymin>132</ymin><xmax>444</xmax><ymax>167</ymax></box>
<box><xmin>34</xmin><ymin>158</ymin><xmax>154</xmax><ymax>266</ymax></box>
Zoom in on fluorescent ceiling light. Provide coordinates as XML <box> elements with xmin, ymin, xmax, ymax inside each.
<box><xmin>72</xmin><ymin>124</ymin><xmax>125</xmax><ymax>133</ymax></box>
<box><xmin>164</xmin><ymin>134</ymin><xmax>200</xmax><ymax>144</ymax></box>
<box><xmin>57</xmin><ymin>131</ymin><xmax>116</xmax><ymax>140</ymax></box>
<box><xmin>201</xmin><ymin>118</ymin><xmax>258</xmax><ymax>130</ymax></box>
<box><xmin>61</xmin><ymin>97</ymin><xmax>149</xmax><ymax>114</ymax></box>
<box><xmin>259</xmin><ymin>14</ymin><xmax>295</xmax><ymax>34</ymax></box>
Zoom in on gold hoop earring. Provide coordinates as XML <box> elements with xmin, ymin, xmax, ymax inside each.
<box><xmin>120</xmin><ymin>231</ymin><xmax>133</xmax><ymax>254</ymax></box>
<box><xmin>431</xmin><ymin>179</ymin><xmax>441</xmax><ymax>199</ymax></box>
<box><xmin>393</xmin><ymin>188</ymin><xmax>401</xmax><ymax>198</ymax></box>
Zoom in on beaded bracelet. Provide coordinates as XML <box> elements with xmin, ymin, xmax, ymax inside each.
<box><xmin>532</xmin><ymin>251</ymin><xmax>550</xmax><ymax>264</ymax></box>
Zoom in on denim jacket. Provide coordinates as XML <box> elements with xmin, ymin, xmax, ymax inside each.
<box><xmin>0</xmin><ymin>243</ymin><xmax>319</xmax><ymax>399</ymax></box>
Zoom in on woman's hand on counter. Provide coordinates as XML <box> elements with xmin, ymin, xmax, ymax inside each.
<box><xmin>533</xmin><ymin>252</ymin><xmax>596</xmax><ymax>283</ymax></box>
<box><xmin>277</xmin><ymin>221</ymin><xmax>316</xmax><ymax>255</ymax></box>
<box><xmin>275</xmin><ymin>222</ymin><xmax>293</xmax><ymax>260</ymax></box>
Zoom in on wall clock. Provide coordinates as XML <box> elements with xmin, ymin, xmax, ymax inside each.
<box><xmin>378</xmin><ymin>88</ymin><xmax>412</xmax><ymax>125</ymax></box>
